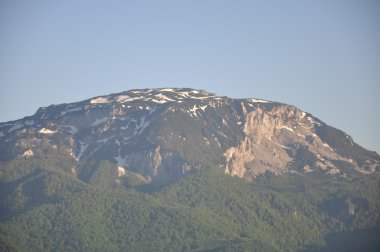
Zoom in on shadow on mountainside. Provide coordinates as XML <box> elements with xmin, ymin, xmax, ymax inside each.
<box><xmin>303</xmin><ymin>227</ymin><xmax>380</xmax><ymax>252</ymax></box>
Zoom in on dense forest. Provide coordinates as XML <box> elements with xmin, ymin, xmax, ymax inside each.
<box><xmin>0</xmin><ymin>154</ymin><xmax>379</xmax><ymax>251</ymax></box>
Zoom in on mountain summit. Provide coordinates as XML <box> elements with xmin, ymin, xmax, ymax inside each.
<box><xmin>0</xmin><ymin>88</ymin><xmax>378</xmax><ymax>187</ymax></box>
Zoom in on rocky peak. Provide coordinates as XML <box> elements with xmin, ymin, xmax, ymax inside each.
<box><xmin>88</xmin><ymin>87</ymin><xmax>220</xmax><ymax>105</ymax></box>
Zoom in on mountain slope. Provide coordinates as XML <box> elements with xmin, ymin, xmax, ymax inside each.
<box><xmin>0</xmin><ymin>88</ymin><xmax>378</xmax><ymax>187</ymax></box>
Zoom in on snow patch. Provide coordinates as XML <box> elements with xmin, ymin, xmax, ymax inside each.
<box><xmin>154</xmin><ymin>93</ymin><xmax>175</xmax><ymax>102</ymax></box>
<box><xmin>191</xmin><ymin>96</ymin><xmax>213</xmax><ymax>100</ymax></box>
<box><xmin>303</xmin><ymin>165</ymin><xmax>313</xmax><ymax>173</ymax></box>
<box><xmin>117</xmin><ymin>166</ymin><xmax>126</xmax><ymax>177</ymax></box>
<box><xmin>130</xmin><ymin>89</ymin><xmax>152</xmax><ymax>94</ymax></box>
<box><xmin>22</xmin><ymin>149</ymin><xmax>34</xmax><ymax>158</ymax></box>
<box><xmin>177</xmin><ymin>91</ymin><xmax>191</xmax><ymax>98</ymax></box>
<box><xmin>214</xmin><ymin>137</ymin><xmax>221</xmax><ymax>147</ymax></box>
<box><xmin>189</xmin><ymin>105</ymin><xmax>200</xmax><ymax>117</ymax></box>
<box><xmin>90</xmin><ymin>97</ymin><xmax>109</xmax><ymax>104</ymax></box>
<box><xmin>297</xmin><ymin>133</ymin><xmax>304</xmax><ymax>139</ymax></box>
<box><xmin>158</xmin><ymin>88</ymin><xmax>175</xmax><ymax>92</ymax></box>
<box><xmin>203</xmin><ymin>137</ymin><xmax>210</xmax><ymax>145</ymax></box>
<box><xmin>323</xmin><ymin>143</ymin><xmax>334</xmax><ymax>151</ymax></box>
<box><xmin>8</xmin><ymin>124</ymin><xmax>23</xmax><ymax>133</ymax></box>
<box><xmin>76</xmin><ymin>142</ymin><xmax>88</xmax><ymax>161</ymax></box>
<box><xmin>39</xmin><ymin>128</ymin><xmax>56</xmax><ymax>134</ymax></box>
<box><xmin>175</xmin><ymin>91</ymin><xmax>213</xmax><ymax>100</ymax></box>
<box><xmin>307</xmin><ymin>116</ymin><xmax>321</xmax><ymax>126</ymax></box>
<box><xmin>97</xmin><ymin>137</ymin><xmax>113</xmax><ymax>143</ymax></box>
<box><xmin>281</xmin><ymin>126</ymin><xmax>294</xmax><ymax>133</ymax></box>
<box><xmin>91</xmin><ymin>117</ymin><xmax>108</xmax><ymax>127</ymax></box>
<box><xmin>200</xmin><ymin>105</ymin><xmax>208</xmax><ymax>111</ymax></box>
<box><xmin>250</xmin><ymin>98</ymin><xmax>269</xmax><ymax>103</ymax></box>
<box><xmin>265</xmin><ymin>137</ymin><xmax>290</xmax><ymax>149</ymax></box>
<box><xmin>151</xmin><ymin>99</ymin><xmax>168</xmax><ymax>104</ymax></box>
<box><xmin>326</xmin><ymin>167</ymin><xmax>340</xmax><ymax>175</ymax></box>
<box><xmin>60</xmin><ymin>107</ymin><xmax>81</xmax><ymax>116</ymax></box>
<box><xmin>136</xmin><ymin>117</ymin><xmax>150</xmax><ymax>134</ymax></box>
<box><xmin>116</xmin><ymin>95</ymin><xmax>145</xmax><ymax>103</ymax></box>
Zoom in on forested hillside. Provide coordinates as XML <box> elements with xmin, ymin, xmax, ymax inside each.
<box><xmin>1</xmin><ymin>155</ymin><xmax>379</xmax><ymax>251</ymax></box>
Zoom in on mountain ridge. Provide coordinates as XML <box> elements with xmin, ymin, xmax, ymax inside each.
<box><xmin>0</xmin><ymin>87</ymin><xmax>378</xmax><ymax>188</ymax></box>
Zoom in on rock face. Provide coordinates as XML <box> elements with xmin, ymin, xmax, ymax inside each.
<box><xmin>0</xmin><ymin>88</ymin><xmax>379</xmax><ymax>186</ymax></box>
<box><xmin>223</xmin><ymin>103</ymin><xmax>377</xmax><ymax>180</ymax></box>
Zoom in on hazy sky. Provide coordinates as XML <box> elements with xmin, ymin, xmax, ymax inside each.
<box><xmin>1</xmin><ymin>0</ymin><xmax>379</xmax><ymax>152</ymax></box>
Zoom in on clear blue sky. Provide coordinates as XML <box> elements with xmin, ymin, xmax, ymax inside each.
<box><xmin>1</xmin><ymin>0</ymin><xmax>379</xmax><ymax>153</ymax></box>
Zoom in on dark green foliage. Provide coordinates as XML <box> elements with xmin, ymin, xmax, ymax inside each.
<box><xmin>304</xmin><ymin>227</ymin><xmax>380</xmax><ymax>252</ymax></box>
<box><xmin>0</xmin><ymin>157</ymin><xmax>379</xmax><ymax>251</ymax></box>
<box><xmin>88</xmin><ymin>161</ymin><xmax>118</xmax><ymax>188</ymax></box>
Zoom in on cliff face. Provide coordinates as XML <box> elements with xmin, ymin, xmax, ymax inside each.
<box><xmin>0</xmin><ymin>88</ymin><xmax>378</xmax><ymax>187</ymax></box>
<box><xmin>223</xmin><ymin>103</ymin><xmax>376</xmax><ymax>180</ymax></box>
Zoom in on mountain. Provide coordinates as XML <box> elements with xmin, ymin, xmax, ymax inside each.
<box><xmin>0</xmin><ymin>88</ymin><xmax>378</xmax><ymax>187</ymax></box>
<box><xmin>0</xmin><ymin>88</ymin><xmax>379</xmax><ymax>251</ymax></box>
